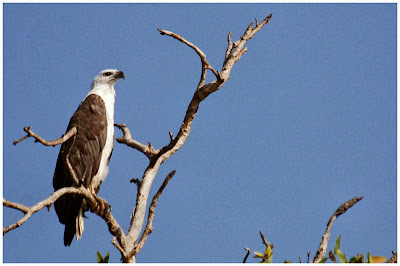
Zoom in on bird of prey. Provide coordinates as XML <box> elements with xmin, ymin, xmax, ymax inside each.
<box><xmin>53</xmin><ymin>69</ymin><xmax>125</xmax><ymax>246</ymax></box>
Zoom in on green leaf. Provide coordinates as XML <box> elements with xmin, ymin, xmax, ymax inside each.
<box><xmin>253</xmin><ymin>251</ymin><xmax>264</xmax><ymax>258</ymax></box>
<box><xmin>371</xmin><ymin>256</ymin><xmax>388</xmax><ymax>263</ymax></box>
<box><xmin>319</xmin><ymin>258</ymin><xmax>328</xmax><ymax>263</ymax></box>
<box><xmin>329</xmin><ymin>250</ymin><xmax>337</xmax><ymax>263</ymax></box>
<box><xmin>349</xmin><ymin>254</ymin><xmax>364</xmax><ymax>263</ymax></box>
<box><xmin>103</xmin><ymin>252</ymin><xmax>110</xmax><ymax>263</ymax></box>
<box><xmin>97</xmin><ymin>251</ymin><xmax>103</xmax><ymax>263</ymax></box>
<box><xmin>334</xmin><ymin>235</ymin><xmax>341</xmax><ymax>255</ymax></box>
<box><xmin>329</xmin><ymin>250</ymin><xmax>336</xmax><ymax>263</ymax></box>
<box><xmin>97</xmin><ymin>251</ymin><xmax>110</xmax><ymax>263</ymax></box>
<box><xmin>265</xmin><ymin>244</ymin><xmax>273</xmax><ymax>263</ymax></box>
<box><xmin>367</xmin><ymin>252</ymin><xmax>373</xmax><ymax>263</ymax></box>
<box><xmin>336</xmin><ymin>249</ymin><xmax>347</xmax><ymax>263</ymax></box>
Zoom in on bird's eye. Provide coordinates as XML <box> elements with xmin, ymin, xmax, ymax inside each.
<box><xmin>103</xmin><ymin>72</ymin><xmax>112</xmax><ymax>76</ymax></box>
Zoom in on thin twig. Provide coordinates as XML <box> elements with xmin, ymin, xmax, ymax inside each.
<box><xmin>13</xmin><ymin>126</ymin><xmax>77</xmax><ymax>146</ymax></box>
<box><xmin>243</xmin><ymin>247</ymin><xmax>250</xmax><ymax>263</ymax></box>
<box><xmin>313</xmin><ymin>196</ymin><xmax>364</xmax><ymax>263</ymax></box>
<box><xmin>259</xmin><ymin>231</ymin><xmax>269</xmax><ymax>247</ymax></box>
<box><xmin>112</xmin><ymin>237</ymin><xmax>127</xmax><ymax>257</ymax></box>
<box><xmin>387</xmin><ymin>251</ymin><xmax>397</xmax><ymax>263</ymax></box>
<box><xmin>225</xmin><ymin>32</ymin><xmax>233</xmax><ymax>60</ymax></box>
<box><xmin>221</xmin><ymin>14</ymin><xmax>272</xmax><ymax>81</ymax></box>
<box><xmin>12</xmin><ymin>134</ymin><xmax>29</xmax><ymax>145</ymax></box>
<box><xmin>134</xmin><ymin>170</ymin><xmax>176</xmax><ymax>256</ymax></box>
<box><xmin>3</xmin><ymin>199</ymin><xmax>30</xmax><ymax>214</ymax></box>
<box><xmin>157</xmin><ymin>29</ymin><xmax>220</xmax><ymax>81</ymax></box>
<box><xmin>114</xmin><ymin>123</ymin><xmax>159</xmax><ymax>159</ymax></box>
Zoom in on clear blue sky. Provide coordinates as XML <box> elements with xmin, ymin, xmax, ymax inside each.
<box><xmin>3</xmin><ymin>3</ymin><xmax>396</xmax><ymax>263</ymax></box>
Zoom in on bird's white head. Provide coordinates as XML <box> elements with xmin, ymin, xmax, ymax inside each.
<box><xmin>92</xmin><ymin>69</ymin><xmax>125</xmax><ymax>88</ymax></box>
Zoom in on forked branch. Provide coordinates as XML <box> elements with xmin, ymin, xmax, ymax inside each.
<box><xmin>3</xmin><ymin>186</ymin><xmax>128</xmax><ymax>250</ymax></box>
<box><xmin>114</xmin><ymin>14</ymin><xmax>272</xmax><ymax>262</ymax></box>
<box><xmin>131</xmin><ymin>170</ymin><xmax>176</xmax><ymax>257</ymax></box>
<box><xmin>114</xmin><ymin>123</ymin><xmax>159</xmax><ymax>160</ymax></box>
<box><xmin>13</xmin><ymin>126</ymin><xmax>77</xmax><ymax>147</ymax></box>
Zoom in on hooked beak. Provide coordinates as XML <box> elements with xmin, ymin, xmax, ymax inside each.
<box><xmin>115</xmin><ymin>71</ymin><xmax>125</xmax><ymax>80</ymax></box>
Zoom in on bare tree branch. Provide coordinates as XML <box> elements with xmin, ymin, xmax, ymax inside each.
<box><xmin>243</xmin><ymin>247</ymin><xmax>250</xmax><ymax>263</ymax></box>
<box><xmin>157</xmin><ymin>28</ymin><xmax>220</xmax><ymax>84</ymax></box>
<box><xmin>3</xmin><ymin>187</ymin><xmax>128</xmax><ymax>252</ymax></box>
<box><xmin>13</xmin><ymin>126</ymin><xmax>77</xmax><ymax>146</ymax></box>
<box><xmin>132</xmin><ymin>170</ymin><xmax>176</xmax><ymax>256</ymax></box>
<box><xmin>112</xmin><ymin>237</ymin><xmax>127</xmax><ymax>258</ymax></box>
<box><xmin>114</xmin><ymin>14</ymin><xmax>272</xmax><ymax>262</ymax></box>
<box><xmin>258</xmin><ymin>231</ymin><xmax>273</xmax><ymax>263</ymax></box>
<box><xmin>259</xmin><ymin>231</ymin><xmax>271</xmax><ymax>247</ymax></box>
<box><xmin>387</xmin><ymin>251</ymin><xmax>397</xmax><ymax>263</ymax></box>
<box><xmin>313</xmin><ymin>196</ymin><xmax>364</xmax><ymax>263</ymax></box>
<box><xmin>114</xmin><ymin>123</ymin><xmax>159</xmax><ymax>159</ymax></box>
<box><xmin>3</xmin><ymin>199</ymin><xmax>30</xmax><ymax>214</ymax></box>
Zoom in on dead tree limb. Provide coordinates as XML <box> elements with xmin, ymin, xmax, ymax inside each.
<box><xmin>131</xmin><ymin>170</ymin><xmax>176</xmax><ymax>257</ymax></box>
<box><xmin>115</xmin><ymin>14</ymin><xmax>272</xmax><ymax>262</ymax></box>
<box><xmin>114</xmin><ymin>123</ymin><xmax>159</xmax><ymax>159</ymax></box>
<box><xmin>313</xmin><ymin>196</ymin><xmax>364</xmax><ymax>263</ymax></box>
<box><xmin>387</xmin><ymin>251</ymin><xmax>397</xmax><ymax>263</ymax></box>
<box><xmin>13</xmin><ymin>126</ymin><xmax>77</xmax><ymax>146</ymax></box>
<box><xmin>3</xmin><ymin>186</ymin><xmax>127</xmax><ymax>248</ymax></box>
<box><xmin>243</xmin><ymin>247</ymin><xmax>251</xmax><ymax>263</ymax></box>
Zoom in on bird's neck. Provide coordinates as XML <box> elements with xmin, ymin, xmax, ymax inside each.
<box><xmin>87</xmin><ymin>83</ymin><xmax>116</xmax><ymax>121</ymax></box>
<box><xmin>88</xmin><ymin>83</ymin><xmax>116</xmax><ymax>103</ymax></box>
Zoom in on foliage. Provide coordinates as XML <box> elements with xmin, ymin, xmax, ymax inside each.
<box><xmin>249</xmin><ymin>235</ymin><xmax>390</xmax><ymax>263</ymax></box>
<box><xmin>96</xmin><ymin>251</ymin><xmax>110</xmax><ymax>263</ymax></box>
<box><xmin>253</xmin><ymin>241</ymin><xmax>273</xmax><ymax>263</ymax></box>
<box><xmin>318</xmin><ymin>235</ymin><xmax>388</xmax><ymax>263</ymax></box>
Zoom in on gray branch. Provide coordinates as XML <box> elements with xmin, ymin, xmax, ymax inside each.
<box><xmin>130</xmin><ymin>170</ymin><xmax>176</xmax><ymax>258</ymax></box>
<box><xmin>115</xmin><ymin>14</ymin><xmax>272</xmax><ymax>262</ymax></box>
<box><xmin>387</xmin><ymin>251</ymin><xmax>397</xmax><ymax>263</ymax></box>
<box><xmin>13</xmin><ymin>126</ymin><xmax>77</xmax><ymax>146</ymax></box>
<box><xmin>3</xmin><ymin>186</ymin><xmax>127</xmax><ymax>249</ymax></box>
<box><xmin>313</xmin><ymin>196</ymin><xmax>364</xmax><ymax>263</ymax></box>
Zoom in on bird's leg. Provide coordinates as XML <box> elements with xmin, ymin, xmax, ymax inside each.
<box><xmin>89</xmin><ymin>186</ymin><xmax>112</xmax><ymax>214</ymax></box>
<box><xmin>93</xmin><ymin>194</ymin><xmax>112</xmax><ymax>214</ymax></box>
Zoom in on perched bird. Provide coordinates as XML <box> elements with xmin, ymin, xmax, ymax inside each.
<box><xmin>53</xmin><ymin>69</ymin><xmax>125</xmax><ymax>246</ymax></box>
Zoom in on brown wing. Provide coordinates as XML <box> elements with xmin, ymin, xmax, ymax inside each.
<box><xmin>52</xmin><ymin>94</ymin><xmax>107</xmax><ymax>245</ymax></box>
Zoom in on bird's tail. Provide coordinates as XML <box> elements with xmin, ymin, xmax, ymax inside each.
<box><xmin>64</xmin><ymin>222</ymin><xmax>75</xmax><ymax>246</ymax></box>
<box><xmin>63</xmin><ymin>206</ymin><xmax>85</xmax><ymax>246</ymax></box>
<box><xmin>76</xmin><ymin>207</ymin><xmax>85</xmax><ymax>241</ymax></box>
